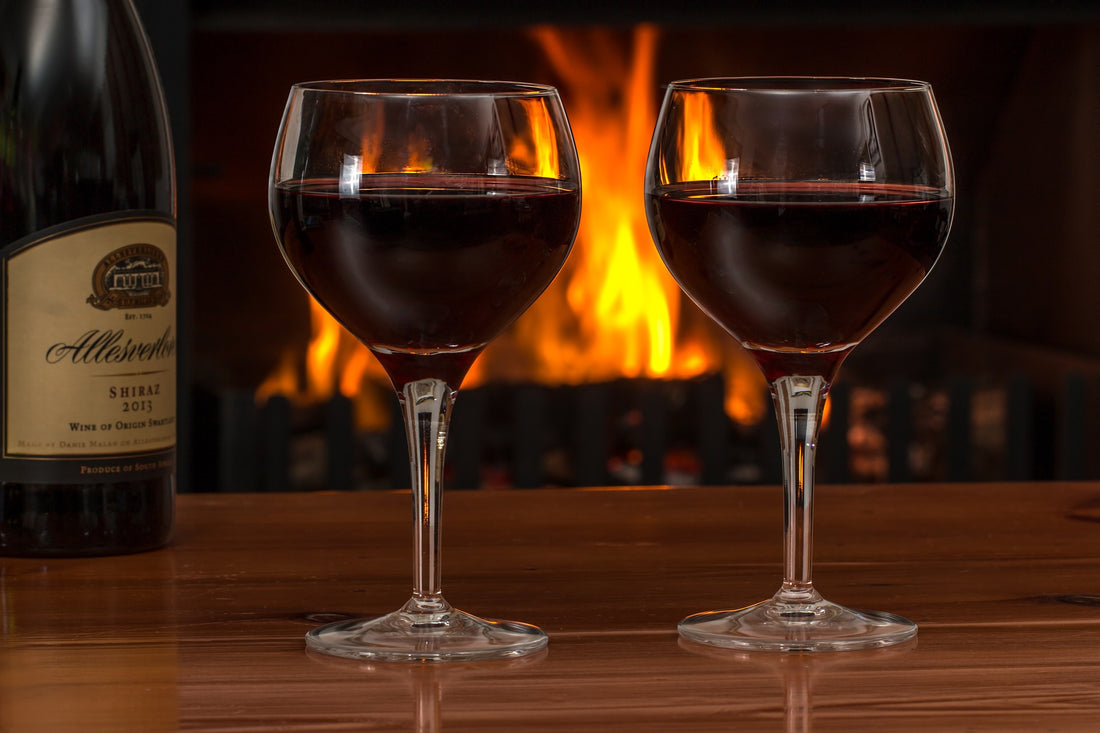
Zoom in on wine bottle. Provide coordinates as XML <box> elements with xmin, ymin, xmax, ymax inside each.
<box><xmin>0</xmin><ymin>0</ymin><xmax>177</xmax><ymax>555</ymax></box>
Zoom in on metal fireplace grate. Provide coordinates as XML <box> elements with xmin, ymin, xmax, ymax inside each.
<box><xmin>201</xmin><ymin>372</ymin><xmax>1097</xmax><ymax>493</ymax></box>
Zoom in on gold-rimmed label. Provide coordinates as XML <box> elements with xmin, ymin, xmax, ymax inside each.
<box><xmin>4</xmin><ymin>218</ymin><xmax>176</xmax><ymax>462</ymax></box>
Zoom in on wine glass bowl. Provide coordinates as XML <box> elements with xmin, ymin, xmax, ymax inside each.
<box><xmin>269</xmin><ymin>80</ymin><xmax>581</xmax><ymax>661</ymax></box>
<box><xmin>645</xmin><ymin>77</ymin><xmax>953</xmax><ymax>651</ymax></box>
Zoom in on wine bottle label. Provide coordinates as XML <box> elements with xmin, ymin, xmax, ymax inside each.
<box><xmin>1</xmin><ymin>215</ymin><xmax>176</xmax><ymax>483</ymax></box>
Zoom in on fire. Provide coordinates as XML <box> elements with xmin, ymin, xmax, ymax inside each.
<box><xmin>509</xmin><ymin>96</ymin><xmax>564</xmax><ymax>179</ymax></box>
<box><xmin>674</xmin><ymin>92</ymin><xmax>730</xmax><ymax>183</ymax></box>
<box><xmin>486</xmin><ymin>25</ymin><xmax>766</xmax><ymax>415</ymax></box>
<box><xmin>258</xmin><ymin>26</ymin><xmax>768</xmax><ymax>439</ymax></box>
<box><xmin>255</xmin><ymin>300</ymin><xmax>393</xmax><ymax>432</ymax></box>
<box><xmin>508</xmin><ymin>25</ymin><xmax>682</xmax><ymax>382</ymax></box>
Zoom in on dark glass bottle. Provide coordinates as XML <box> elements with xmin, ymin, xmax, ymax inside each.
<box><xmin>0</xmin><ymin>0</ymin><xmax>176</xmax><ymax>555</ymax></box>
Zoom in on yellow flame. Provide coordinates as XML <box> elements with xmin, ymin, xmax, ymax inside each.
<box><xmin>510</xmin><ymin>98</ymin><xmax>562</xmax><ymax>178</ymax></box>
<box><xmin>516</xmin><ymin>24</ymin><xmax>687</xmax><ymax>382</ymax></box>
<box><xmin>305</xmin><ymin>301</ymin><xmax>340</xmax><ymax>398</ymax></box>
<box><xmin>677</xmin><ymin>92</ymin><xmax>727</xmax><ymax>182</ymax></box>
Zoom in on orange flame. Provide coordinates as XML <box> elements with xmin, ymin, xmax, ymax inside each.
<box><xmin>676</xmin><ymin>92</ymin><xmax>730</xmax><ymax>183</ymax></box>
<box><xmin>492</xmin><ymin>25</ymin><xmax>684</xmax><ymax>383</ymax></box>
<box><xmin>400</xmin><ymin>126</ymin><xmax>433</xmax><ymax>172</ymax></box>
<box><xmin>259</xmin><ymin>26</ymin><xmax>768</xmax><ymax>434</ymax></box>
<box><xmin>566</xmin><ymin>25</ymin><xmax>675</xmax><ymax>378</ymax></box>
<box><xmin>256</xmin><ymin>299</ymin><xmax>392</xmax><ymax>432</ymax></box>
<box><xmin>507</xmin><ymin>97</ymin><xmax>563</xmax><ymax>178</ymax></box>
<box><xmin>487</xmin><ymin>25</ymin><xmax>766</xmax><ymax>421</ymax></box>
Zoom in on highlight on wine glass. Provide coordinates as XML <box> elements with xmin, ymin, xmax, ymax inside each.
<box><xmin>644</xmin><ymin>77</ymin><xmax>954</xmax><ymax>651</ymax></box>
<box><xmin>269</xmin><ymin>80</ymin><xmax>581</xmax><ymax>661</ymax></box>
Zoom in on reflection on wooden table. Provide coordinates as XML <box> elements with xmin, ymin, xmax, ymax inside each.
<box><xmin>2</xmin><ymin>482</ymin><xmax>1100</xmax><ymax>730</ymax></box>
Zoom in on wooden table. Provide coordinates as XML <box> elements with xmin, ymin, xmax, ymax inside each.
<box><xmin>2</xmin><ymin>482</ymin><xmax>1100</xmax><ymax>731</ymax></box>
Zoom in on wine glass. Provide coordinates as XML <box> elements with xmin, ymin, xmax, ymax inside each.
<box><xmin>645</xmin><ymin>77</ymin><xmax>954</xmax><ymax>651</ymax></box>
<box><xmin>269</xmin><ymin>80</ymin><xmax>581</xmax><ymax>661</ymax></box>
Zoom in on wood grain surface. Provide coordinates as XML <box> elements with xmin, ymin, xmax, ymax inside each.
<box><xmin>3</xmin><ymin>482</ymin><xmax>1100</xmax><ymax>731</ymax></box>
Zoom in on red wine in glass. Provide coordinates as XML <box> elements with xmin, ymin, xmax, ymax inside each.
<box><xmin>647</xmin><ymin>181</ymin><xmax>952</xmax><ymax>382</ymax></box>
<box><xmin>274</xmin><ymin>174</ymin><xmax>579</xmax><ymax>389</ymax></box>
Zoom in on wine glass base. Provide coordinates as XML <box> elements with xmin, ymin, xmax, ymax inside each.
<box><xmin>305</xmin><ymin>607</ymin><xmax>548</xmax><ymax>663</ymax></box>
<box><xmin>678</xmin><ymin>593</ymin><xmax>916</xmax><ymax>653</ymax></box>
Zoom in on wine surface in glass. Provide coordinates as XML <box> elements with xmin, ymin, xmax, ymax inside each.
<box><xmin>646</xmin><ymin>181</ymin><xmax>952</xmax><ymax>379</ymax></box>
<box><xmin>272</xmin><ymin>173</ymin><xmax>579</xmax><ymax>387</ymax></box>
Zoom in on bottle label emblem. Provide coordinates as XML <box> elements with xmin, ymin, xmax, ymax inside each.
<box><xmin>87</xmin><ymin>244</ymin><xmax>172</xmax><ymax>310</ymax></box>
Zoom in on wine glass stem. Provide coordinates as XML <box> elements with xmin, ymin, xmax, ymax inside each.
<box><xmin>770</xmin><ymin>374</ymin><xmax>829</xmax><ymax>603</ymax></box>
<box><xmin>399</xmin><ymin>378</ymin><xmax>456</xmax><ymax>613</ymax></box>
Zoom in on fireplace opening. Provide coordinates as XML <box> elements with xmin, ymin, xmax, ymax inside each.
<box><xmin>173</xmin><ymin>4</ymin><xmax>1099</xmax><ymax>491</ymax></box>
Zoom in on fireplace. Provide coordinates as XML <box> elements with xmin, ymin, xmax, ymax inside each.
<box><xmin>141</xmin><ymin>2</ymin><xmax>1099</xmax><ymax>491</ymax></box>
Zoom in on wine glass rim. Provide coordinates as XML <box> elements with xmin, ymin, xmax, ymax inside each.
<box><xmin>289</xmin><ymin>78</ymin><xmax>560</xmax><ymax>98</ymax></box>
<box><xmin>667</xmin><ymin>76</ymin><xmax>932</xmax><ymax>93</ymax></box>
